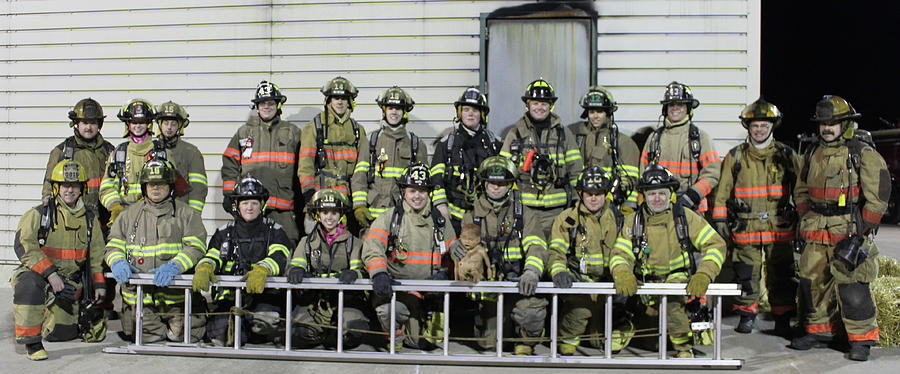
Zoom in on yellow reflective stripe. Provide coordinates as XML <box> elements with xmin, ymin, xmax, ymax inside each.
<box><xmin>614</xmin><ymin>237</ymin><xmax>634</xmax><ymax>259</ymax></box>
<box><xmin>354</xmin><ymin>161</ymin><xmax>370</xmax><ymax>173</ymax></box>
<box><xmin>171</xmin><ymin>252</ymin><xmax>194</xmax><ymax>272</ymax></box>
<box><xmin>430</xmin><ymin>163</ymin><xmax>446</xmax><ymax>175</ymax></box>
<box><xmin>289</xmin><ymin>257</ymin><xmax>308</xmax><ymax>269</ymax></box>
<box><xmin>522</xmin><ymin>235</ymin><xmax>547</xmax><ymax>251</ymax></box>
<box><xmin>352</xmin><ymin>190</ymin><xmax>368</xmax><ymax>205</ymax></box>
<box><xmin>183</xmin><ymin>236</ymin><xmax>207</xmax><ymax>252</ymax></box>
<box><xmin>549</xmin><ymin>262</ymin><xmax>567</xmax><ymax>275</ymax></box>
<box><xmin>258</xmin><ymin>258</ymin><xmax>280</xmax><ymax>275</ymax></box>
<box><xmin>446</xmin><ymin>201</ymin><xmax>466</xmax><ymax>219</ymax></box>
<box><xmin>188</xmin><ymin>173</ymin><xmax>208</xmax><ymax>185</ymax></box>
<box><xmin>106</xmin><ymin>252</ymin><xmax>126</xmax><ymax>265</ymax></box>
<box><xmin>702</xmin><ymin>248</ymin><xmax>724</xmax><ymax>269</ymax></box>
<box><xmin>121</xmin><ymin>289</ymin><xmax>185</xmax><ymax>306</ymax></box>
<box><xmin>524</xmin><ymin>255</ymin><xmax>544</xmax><ymax>274</ymax></box>
<box><xmin>520</xmin><ymin>192</ymin><xmax>568</xmax><ymax>206</ymax></box>
<box><xmin>609</xmin><ymin>256</ymin><xmax>629</xmax><ymax>270</ymax></box>
<box><xmin>268</xmin><ymin>243</ymin><xmax>289</xmax><ymax>258</ymax></box>
<box><xmin>549</xmin><ymin>238</ymin><xmax>569</xmax><ymax>252</ymax></box>
<box><xmin>189</xmin><ymin>200</ymin><xmax>205</xmax><ymax>212</ymax></box>
<box><xmin>370</xmin><ymin>207</ymin><xmax>389</xmax><ymax>218</ymax></box>
<box><xmin>694</xmin><ymin>225</ymin><xmax>716</xmax><ymax>248</ymax></box>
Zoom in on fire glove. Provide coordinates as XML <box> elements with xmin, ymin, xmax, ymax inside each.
<box><xmin>108</xmin><ymin>202</ymin><xmax>125</xmax><ymax>226</ymax></box>
<box><xmin>338</xmin><ymin>269</ymin><xmax>359</xmax><ymax>284</ymax></box>
<box><xmin>612</xmin><ymin>267</ymin><xmax>638</xmax><ymax>297</ymax></box>
<box><xmin>450</xmin><ymin>242</ymin><xmax>467</xmax><ymax>262</ymax></box>
<box><xmin>111</xmin><ymin>260</ymin><xmax>138</xmax><ymax>285</ymax></box>
<box><xmin>552</xmin><ymin>271</ymin><xmax>575</xmax><ymax>289</ymax></box>
<box><xmin>517</xmin><ymin>269</ymin><xmax>540</xmax><ymax>296</ymax></box>
<box><xmin>153</xmin><ymin>262</ymin><xmax>181</xmax><ymax>287</ymax></box>
<box><xmin>56</xmin><ymin>283</ymin><xmax>77</xmax><ymax>302</ymax></box>
<box><xmin>47</xmin><ymin>272</ymin><xmax>65</xmax><ymax>293</ymax></box>
<box><xmin>679</xmin><ymin>188</ymin><xmax>702</xmax><ymax>210</ymax></box>
<box><xmin>714</xmin><ymin>221</ymin><xmax>731</xmax><ymax>241</ymax></box>
<box><xmin>287</xmin><ymin>267</ymin><xmax>307</xmax><ymax>284</ymax></box>
<box><xmin>242</xmin><ymin>265</ymin><xmax>270</xmax><ymax>294</ymax></box>
<box><xmin>192</xmin><ymin>262</ymin><xmax>217</xmax><ymax>292</ymax></box>
<box><xmin>353</xmin><ymin>206</ymin><xmax>374</xmax><ymax>228</ymax></box>
<box><xmin>686</xmin><ymin>273</ymin><xmax>711</xmax><ymax>298</ymax></box>
<box><xmin>372</xmin><ymin>272</ymin><xmax>396</xmax><ymax>297</ymax></box>
<box><xmin>427</xmin><ymin>270</ymin><xmax>449</xmax><ymax>281</ymax></box>
<box><xmin>302</xmin><ymin>190</ymin><xmax>315</xmax><ymax>205</ymax></box>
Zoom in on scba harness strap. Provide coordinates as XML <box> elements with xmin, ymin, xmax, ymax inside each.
<box><xmin>367</xmin><ymin>129</ymin><xmax>419</xmax><ymax>185</ymax></box>
<box><xmin>303</xmin><ymin>227</ymin><xmax>354</xmax><ymax>277</ymax></box>
<box><xmin>630</xmin><ymin>202</ymin><xmax>696</xmax><ymax>280</ymax></box>
<box><xmin>386</xmin><ymin>205</ymin><xmax>446</xmax><ymax>273</ymax></box>
<box><xmin>313</xmin><ymin>113</ymin><xmax>360</xmax><ymax>182</ymax></box>
<box><xmin>473</xmin><ymin>190</ymin><xmax>524</xmax><ymax>272</ymax></box>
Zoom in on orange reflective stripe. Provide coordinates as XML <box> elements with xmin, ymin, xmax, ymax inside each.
<box><xmin>848</xmin><ymin>328</ymin><xmax>879</xmax><ymax>342</ymax></box>
<box><xmin>298</xmin><ymin>147</ymin><xmax>317</xmax><ymax>158</ymax></box>
<box><xmin>32</xmin><ymin>258</ymin><xmax>53</xmax><ymax>274</ymax></box>
<box><xmin>15</xmin><ymin>324</ymin><xmax>42</xmax><ymax>337</ymax></box>
<box><xmin>732</xmin><ymin>231</ymin><xmax>794</xmax><ymax>244</ymax></box>
<box><xmin>732</xmin><ymin>301</ymin><xmax>758</xmax><ymax>314</ymax></box>
<box><xmin>712</xmin><ymin>206</ymin><xmax>728</xmax><ymax>219</ymax></box>
<box><xmin>241</xmin><ymin>152</ymin><xmax>296</xmax><ymax>164</ymax></box>
<box><xmin>41</xmin><ymin>247</ymin><xmax>87</xmax><ymax>260</ymax></box>
<box><xmin>698</xmin><ymin>151</ymin><xmax>720</xmax><ymax>167</ymax></box>
<box><xmin>314</xmin><ymin>184</ymin><xmax>349</xmax><ymax>193</ymax></box>
<box><xmin>809</xmin><ymin>186</ymin><xmax>859</xmax><ymax>200</ymax></box>
<box><xmin>367</xmin><ymin>258</ymin><xmax>387</xmax><ymax>272</ymax></box>
<box><xmin>366</xmin><ymin>228</ymin><xmax>389</xmax><ymax>246</ymax></box>
<box><xmin>695</xmin><ymin>178</ymin><xmax>712</xmax><ymax>196</ymax></box>
<box><xmin>770</xmin><ymin>305</ymin><xmax>795</xmax><ymax>316</ymax></box>
<box><xmin>658</xmin><ymin>160</ymin><xmax>698</xmax><ymax>174</ymax></box>
<box><xmin>92</xmin><ymin>273</ymin><xmax>106</xmax><ymax>285</ymax></box>
<box><xmin>640</xmin><ymin>151</ymin><xmax>651</xmax><ymax>164</ymax></box>
<box><xmin>299</xmin><ymin>176</ymin><xmax>315</xmax><ymax>188</ymax></box>
<box><xmin>734</xmin><ymin>185</ymin><xmax>783</xmax><ymax>198</ymax></box>
<box><xmin>862</xmin><ymin>208</ymin><xmax>883</xmax><ymax>224</ymax></box>
<box><xmin>805</xmin><ymin>322</ymin><xmax>836</xmax><ymax>334</ymax></box>
<box><xmin>224</xmin><ymin>147</ymin><xmax>241</xmax><ymax>161</ymax></box>
<box><xmin>86</xmin><ymin>177</ymin><xmax>102</xmax><ymax>188</ymax></box>
<box><xmin>324</xmin><ymin>149</ymin><xmax>359</xmax><ymax>160</ymax></box>
<box><xmin>223</xmin><ymin>180</ymin><xmax>236</xmax><ymax>191</ymax></box>
<box><xmin>800</xmin><ymin>230</ymin><xmax>846</xmax><ymax>245</ymax></box>
<box><xmin>266</xmin><ymin>197</ymin><xmax>294</xmax><ymax>210</ymax></box>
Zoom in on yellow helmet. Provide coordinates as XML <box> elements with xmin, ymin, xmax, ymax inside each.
<box><xmin>739</xmin><ymin>97</ymin><xmax>783</xmax><ymax>129</ymax></box>
<box><xmin>48</xmin><ymin>159</ymin><xmax>88</xmax><ymax>184</ymax></box>
<box><xmin>154</xmin><ymin>101</ymin><xmax>190</xmax><ymax>135</ymax></box>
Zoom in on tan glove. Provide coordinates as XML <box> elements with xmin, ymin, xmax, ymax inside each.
<box><xmin>108</xmin><ymin>202</ymin><xmax>124</xmax><ymax>225</ymax></box>
<box><xmin>192</xmin><ymin>263</ymin><xmax>217</xmax><ymax>292</ymax></box>
<box><xmin>353</xmin><ymin>205</ymin><xmax>374</xmax><ymax>227</ymax></box>
<box><xmin>686</xmin><ymin>273</ymin><xmax>711</xmax><ymax>298</ymax></box>
<box><xmin>612</xmin><ymin>266</ymin><xmax>638</xmax><ymax>297</ymax></box>
<box><xmin>241</xmin><ymin>265</ymin><xmax>270</xmax><ymax>294</ymax></box>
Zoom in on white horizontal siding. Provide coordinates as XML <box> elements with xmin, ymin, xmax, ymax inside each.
<box><xmin>0</xmin><ymin>0</ymin><xmax>759</xmax><ymax>264</ymax></box>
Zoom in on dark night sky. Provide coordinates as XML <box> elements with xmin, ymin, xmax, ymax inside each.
<box><xmin>763</xmin><ymin>1</ymin><xmax>900</xmax><ymax>145</ymax></box>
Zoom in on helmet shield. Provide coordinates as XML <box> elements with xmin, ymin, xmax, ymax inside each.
<box><xmin>576</xmin><ymin>166</ymin><xmax>612</xmax><ymax>193</ymax></box>
<box><xmin>49</xmin><ymin>160</ymin><xmax>88</xmax><ymax>184</ymax></box>
<box><xmin>311</xmin><ymin>188</ymin><xmax>349</xmax><ymax>211</ymax></box>
<box><xmin>740</xmin><ymin>97</ymin><xmax>782</xmax><ymax>129</ymax></box>
<box><xmin>521</xmin><ymin>79</ymin><xmax>557</xmax><ymax>104</ymax></box>
<box><xmin>397</xmin><ymin>162</ymin><xmax>433</xmax><ymax>190</ymax></box>
<box><xmin>636</xmin><ymin>164</ymin><xmax>679</xmax><ymax>191</ymax></box>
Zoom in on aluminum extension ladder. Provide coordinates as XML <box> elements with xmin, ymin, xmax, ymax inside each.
<box><xmin>103</xmin><ymin>274</ymin><xmax>743</xmax><ymax>369</ymax></box>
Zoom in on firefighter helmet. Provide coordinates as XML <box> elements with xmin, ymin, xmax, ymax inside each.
<box><xmin>660</xmin><ymin>81</ymin><xmax>700</xmax><ymax>114</ymax></box>
<box><xmin>811</xmin><ymin>95</ymin><xmax>861</xmax><ymax>125</ymax></box>
<box><xmin>154</xmin><ymin>101</ymin><xmax>190</xmax><ymax>135</ymax></box>
<box><xmin>117</xmin><ymin>98</ymin><xmax>154</xmax><ymax>124</ymax></box>
<box><xmin>321</xmin><ymin>76</ymin><xmax>359</xmax><ymax>99</ymax></box>
<box><xmin>396</xmin><ymin>162</ymin><xmax>433</xmax><ymax>190</ymax></box>
<box><xmin>68</xmin><ymin>98</ymin><xmax>106</xmax><ymax>128</ymax></box>
<box><xmin>477</xmin><ymin>156</ymin><xmax>517</xmax><ymax>183</ymax></box>
<box><xmin>579</xmin><ymin>86</ymin><xmax>618</xmax><ymax>119</ymax></box>
<box><xmin>454</xmin><ymin>87</ymin><xmax>490</xmax><ymax>123</ymax></box>
<box><xmin>232</xmin><ymin>176</ymin><xmax>269</xmax><ymax>203</ymax></box>
<box><xmin>251</xmin><ymin>80</ymin><xmax>287</xmax><ymax>110</ymax></box>
<box><xmin>139</xmin><ymin>158</ymin><xmax>176</xmax><ymax>198</ymax></box>
<box><xmin>376</xmin><ymin>86</ymin><xmax>415</xmax><ymax>112</ymax></box>
<box><xmin>740</xmin><ymin>97</ymin><xmax>783</xmax><ymax>129</ymax></box>
<box><xmin>636</xmin><ymin>164</ymin><xmax>679</xmax><ymax>191</ymax></box>
<box><xmin>521</xmin><ymin>78</ymin><xmax>557</xmax><ymax>104</ymax></box>
<box><xmin>48</xmin><ymin>159</ymin><xmax>88</xmax><ymax>185</ymax></box>
<box><xmin>310</xmin><ymin>188</ymin><xmax>350</xmax><ymax>211</ymax></box>
<box><xmin>575</xmin><ymin>166</ymin><xmax>613</xmax><ymax>193</ymax></box>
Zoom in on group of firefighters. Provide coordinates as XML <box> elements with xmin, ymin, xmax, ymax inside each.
<box><xmin>11</xmin><ymin>77</ymin><xmax>889</xmax><ymax>363</ymax></box>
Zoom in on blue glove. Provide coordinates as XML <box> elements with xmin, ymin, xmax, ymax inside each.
<box><xmin>153</xmin><ymin>262</ymin><xmax>181</xmax><ymax>287</ymax></box>
<box><xmin>111</xmin><ymin>261</ymin><xmax>137</xmax><ymax>284</ymax></box>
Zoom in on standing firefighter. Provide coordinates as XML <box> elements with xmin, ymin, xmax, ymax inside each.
<box><xmin>500</xmin><ymin>78</ymin><xmax>583</xmax><ymax>237</ymax></box>
<box><xmin>609</xmin><ymin>164</ymin><xmax>726</xmax><ymax>358</ymax></box>
<box><xmin>12</xmin><ymin>160</ymin><xmax>106</xmax><ymax>361</ymax></box>
<box><xmin>287</xmin><ymin>188</ymin><xmax>369</xmax><ymax>349</ymax></box>
<box><xmin>105</xmin><ymin>158</ymin><xmax>208</xmax><ymax>343</ymax></box>
<box><xmin>297</xmin><ymin>77</ymin><xmax>366</xmax><ymax>202</ymax></box>
<box><xmin>790</xmin><ymin>96</ymin><xmax>889</xmax><ymax>361</ymax></box>
<box><xmin>222</xmin><ymin>81</ymin><xmax>302</xmax><ymax>245</ymax></box>
<box><xmin>100</xmin><ymin>98</ymin><xmax>169</xmax><ymax>223</ymax></box>
<box><xmin>351</xmin><ymin>86</ymin><xmax>429</xmax><ymax>227</ymax></box>
<box><xmin>154</xmin><ymin>101</ymin><xmax>208</xmax><ymax>213</ymax></box>
<box><xmin>712</xmin><ymin>98</ymin><xmax>799</xmax><ymax>335</ymax></box>
<box><xmin>431</xmin><ymin>87</ymin><xmax>501</xmax><ymax>233</ymax></box>
<box><xmin>460</xmin><ymin>156</ymin><xmax>549</xmax><ymax>354</ymax></box>
<box><xmin>362</xmin><ymin>162</ymin><xmax>465</xmax><ymax>351</ymax></box>
<box><xmin>549</xmin><ymin>166</ymin><xmax>628</xmax><ymax>355</ymax></box>
<box><xmin>567</xmin><ymin>86</ymin><xmax>641</xmax><ymax>212</ymax></box>
<box><xmin>640</xmin><ymin>82</ymin><xmax>721</xmax><ymax>213</ymax></box>
<box><xmin>192</xmin><ymin>176</ymin><xmax>290</xmax><ymax>346</ymax></box>
<box><xmin>42</xmin><ymin>98</ymin><xmax>114</xmax><ymax>213</ymax></box>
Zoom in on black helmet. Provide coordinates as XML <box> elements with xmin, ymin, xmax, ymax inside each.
<box><xmin>232</xmin><ymin>176</ymin><xmax>269</xmax><ymax>203</ymax></box>
<box><xmin>251</xmin><ymin>80</ymin><xmax>287</xmax><ymax>109</ymax></box>
<box><xmin>68</xmin><ymin>98</ymin><xmax>106</xmax><ymax>128</ymax></box>
<box><xmin>477</xmin><ymin>156</ymin><xmax>516</xmax><ymax>183</ymax></box>
<box><xmin>576</xmin><ymin>166</ymin><xmax>613</xmax><ymax>193</ymax></box>
<box><xmin>636</xmin><ymin>164</ymin><xmax>679</xmax><ymax>191</ymax></box>
<box><xmin>396</xmin><ymin>162</ymin><xmax>434</xmax><ymax>190</ymax></box>
<box><xmin>117</xmin><ymin>98</ymin><xmax>154</xmax><ymax>124</ymax></box>
<box><xmin>740</xmin><ymin>97</ymin><xmax>782</xmax><ymax>129</ymax></box>
<box><xmin>579</xmin><ymin>86</ymin><xmax>618</xmax><ymax>119</ymax></box>
<box><xmin>454</xmin><ymin>87</ymin><xmax>490</xmax><ymax>119</ymax></box>
<box><xmin>521</xmin><ymin>78</ymin><xmax>557</xmax><ymax>104</ymax></box>
<box><xmin>660</xmin><ymin>81</ymin><xmax>700</xmax><ymax>115</ymax></box>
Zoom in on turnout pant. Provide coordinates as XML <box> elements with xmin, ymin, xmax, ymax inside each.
<box><xmin>206</xmin><ymin>291</ymin><xmax>282</xmax><ymax>345</ymax></box>
<box><xmin>371</xmin><ymin>292</ymin><xmax>432</xmax><ymax>349</ymax></box>
<box><xmin>291</xmin><ymin>290</ymin><xmax>370</xmax><ymax>348</ymax></box>
<box><xmin>731</xmin><ymin>241</ymin><xmax>797</xmax><ymax>317</ymax></box>
<box><xmin>12</xmin><ymin>268</ymin><xmax>80</xmax><ymax>344</ymax></box>
<box><xmin>119</xmin><ymin>284</ymin><xmax>205</xmax><ymax>343</ymax></box>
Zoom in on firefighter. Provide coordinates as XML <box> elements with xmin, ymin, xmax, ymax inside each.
<box><xmin>297</xmin><ymin>76</ymin><xmax>366</xmax><ymax>203</ymax></box>
<box><xmin>640</xmin><ymin>82</ymin><xmax>721</xmax><ymax>213</ymax></box>
<box><xmin>42</xmin><ymin>98</ymin><xmax>114</xmax><ymax>214</ymax></box>
<box><xmin>350</xmin><ymin>86</ymin><xmax>429</xmax><ymax>228</ymax></box>
<box><xmin>105</xmin><ymin>158</ymin><xmax>207</xmax><ymax>343</ymax></box>
<box><xmin>287</xmin><ymin>188</ymin><xmax>369</xmax><ymax>349</ymax></box>
<box><xmin>192</xmin><ymin>176</ymin><xmax>291</xmax><ymax>346</ymax></box>
<box><xmin>460</xmin><ymin>156</ymin><xmax>549</xmax><ymax>354</ymax></box>
<box><xmin>222</xmin><ymin>81</ymin><xmax>302</xmax><ymax>245</ymax></box>
<box><xmin>100</xmin><ymin>98</ymin><xmax>169</xmax><ymax>224</ymax></box>
<box><xmin>12</xmin><ymin>160</ymin><xmax>105</xmax><ymax>361</ymax></box>
<box><xmin>361</xmin><ymin>162</ymin><xmax>465</xmax><ymax>350</ymax></box>
<box><xmin>154</xmin><ymin>101</ymin><xmax>208</xmax><ymax>213</ymax></box>
<box><xmin>430</xmin><ymin>87</ymin><xmax>501</xmax><ymax>234</ymax></box>
<box><xmin>500</xmin><ymin>78</ymin><xmax>583</xmax><ymax>238</ymax></box>
<box><xmin>567</xmin><ymin>86</ymin><xmax>641</xmax><ymax>212</ymax></box>
<box><xmin>790</xmin><ymin>95</ymin><xmax>889</xmax><ymax>361</ymax></box>
<box><xmin>711</xmin><ymin>98</ymin><xmax>799</xmax><ymax>335</ymax></box>
<box><xmin>549</xmin><ymin>166</ymin><xmax>628</xmax><ymax>355</ymax></box>
<box><xmin>609</xmin><ymin>164</ymin><xmax>726</xmax><ymax>358</ymax></box>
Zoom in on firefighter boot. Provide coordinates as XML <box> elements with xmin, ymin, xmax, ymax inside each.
<box><xmin>25</xmin><ymin>342</ymin><xmax>48</xmax><ymax>361</ymax></box>
<box><xmin>848</xmin><ymin>341</ymin><xmax>871</xmax><ymax>361</ymax></box>
<box><xmin>790</xmin><ymin>334</ymin><xmax>830</xmax><ymax>350</ymax></box>
<box><xmin>735</xmin><ymin>314</ymin><xmax>755</xmax><ymax>334</ymax></box>
<box><xmin>773</xmin><ymin>315</ymin><xmax>792</xmax><ymax>338</ymax></box>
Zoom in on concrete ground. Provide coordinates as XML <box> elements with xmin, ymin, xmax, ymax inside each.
<box><xmin>4</xmin><ymin>225</ymin><xmax>900</xmax><ymax>372</ymax></box>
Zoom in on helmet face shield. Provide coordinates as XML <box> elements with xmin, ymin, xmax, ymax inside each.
<box><xmin>576</xmin><ymin>166</ymin><xmax>612</xmax><ymax>194</ymax></box>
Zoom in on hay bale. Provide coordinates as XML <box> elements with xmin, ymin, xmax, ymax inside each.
<box><xmin>878</xmin><ymin>256</ymin><xmax>900</xmax><ymax>278</ymax></box>
<box><xmin>873</xmin><ymin>276</ymin><xmax>900</xmax><ymax>347</ymax></box>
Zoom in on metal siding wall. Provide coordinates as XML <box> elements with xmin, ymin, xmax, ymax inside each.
<box><xmin>0</xmin><ymin>0</ymin><xmax>758</xmax><ymax>273</ymax></box>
